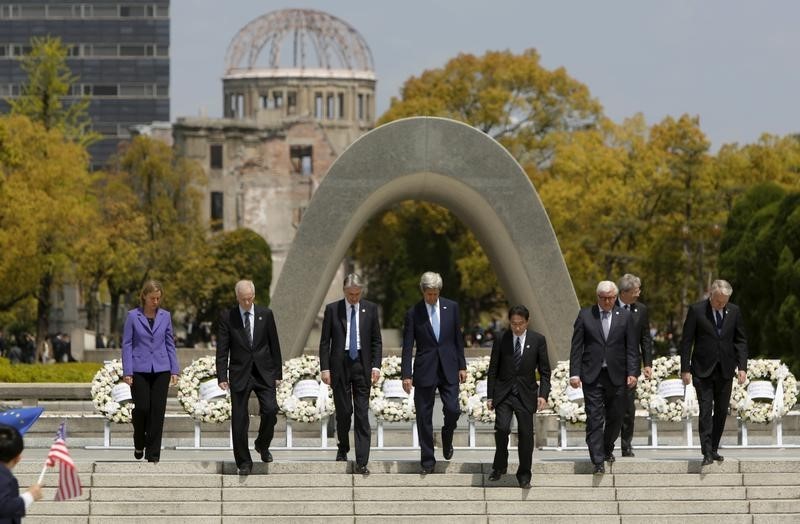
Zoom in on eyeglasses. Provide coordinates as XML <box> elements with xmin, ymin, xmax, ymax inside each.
<box><xmin>597</xmin><ymin>295</ymin><xmax>617</xmax><ymax>301</ymax></box>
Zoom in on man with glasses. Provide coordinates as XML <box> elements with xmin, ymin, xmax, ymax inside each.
<box><xmin>570</xmin><ymin>281</ymin><xmax>639</xmax><ymax>474</ymax></box>
<box><xmin>615</xmin><ymin>274</ymin><xmax>653</xmax><ymax>457</ymax></box>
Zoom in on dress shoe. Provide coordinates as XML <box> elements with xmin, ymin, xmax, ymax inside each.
<box><xmin>593</xmin><ymin>463</ymin><xmax>605</xmax><ymax>475</ymax></box>
<box><xmin>701</xmin><ymin>455</ymin><xmax>714</xmax><ymax>466</ymax></box>
<box><xmin>443</xmin><ymin>444</ymin><xmax>454</xmax><ymax>460</ymax></box>
<box><xmin>354</xmin><ymin>464</ymin><xmax>370</xmax><ymax>476</ymax></box>
<box><xmin>604</xmin><ymin>453</ymin><xmax>615</xmax><ymax>463</ymax></box>
<box><xmin>336</xmin><ymin>450</ymin><xmax>347</xmax><ymax>462</ymax></box>
<box><xmin>420</xmin><ymin>466</ymin><xmax>434</xmax><ymax>475</ymax></box>
<box><xmin>133</xmin><ymin>449</ymin><xmax>144</xmax><ymax>460</ymax></box>
<box><xmin>711</xmin><ymin>451</ymin><xmax>724</xmax><ymax>462</ymax></box>
<box><xmin>254</xmin><ymin>442</ymin><xmax>273</xmax><ymax>463</ymax></box>
<box><xmin>237</xmin><ymin>464</ymin><xmax>252</xmax><ymax>476</ymax></box>
<box><xmin>519</xmin><ymin>480</ymin><xmax>532</xmax><ymax>489</ymax></box>
<box><xmin>621</xmin><ymin>449</ymin><xmax>635</xmax><ymax>457</ymax></box>
<box><xmin>488</xmin><ymin>469</ymin><xmax>506</xmax><ymax>481</ymax></box>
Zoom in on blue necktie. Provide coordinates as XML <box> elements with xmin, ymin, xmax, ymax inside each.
<box><xmin>715</xmin><ymin>310</ymin><xmax>723</xmax><ymax>336</ymax></box>
<box><xmin>244</xmin><ymin>311</ymin><xmax>253</xmax><ymax>348</ymax></box>
<box><xmin>431</xmin><ymin>304</ymin><xmax>440</xmax><ymax>341</ymax></box>
<box><xmin>349</xmin><ymin>305</ymin><xmax>358</xmax><ymax>360</ymax></box>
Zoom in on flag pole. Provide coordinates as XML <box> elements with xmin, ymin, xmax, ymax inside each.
<box><xmin>37</xmin><ymin>462</ymin><xmax>48</xmax><ymax>485</ymax></box>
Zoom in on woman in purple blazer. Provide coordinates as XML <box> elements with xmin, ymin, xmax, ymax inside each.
<box><xmin>121</xmin><ymin>280</ymin><xmax>179</xmax><ymax>463</ymax></box>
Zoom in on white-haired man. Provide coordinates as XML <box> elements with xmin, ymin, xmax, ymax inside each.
<box><xmin>570</xmin><ymin>280</ymin><xmax>639</xmax><ymax>474</ymax></box>
<box><xmin>680</xmin><ymin>279</ymin><xmax>747</xmax><ymax>466</ymax></box>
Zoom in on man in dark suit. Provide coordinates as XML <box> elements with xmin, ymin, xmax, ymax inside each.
<box><xmin>680</xmin><ymin>279</ymin><xmax>747</xmax><ymax>465</ymax></box>
<box><xmin>401</xmin><ymin>272</ymin><xmax>466</xmax><ymax>474</ymax></box>
<box><xmin>570</xmin><ymin>280</ymin><xmax>639</xmax><ymax>474</ymax></box>
<box><xmin>319</xmin><ymin>273</ymin><xmax>382</xmax><ymax>475</ymax></box>
<box><xmin>615</xmin><ymin>273</ymin><xmax>653</xmax><ymax>457</ymax></box>
<box><xmin>217</xmin><ymin>279</ymin><xmax>283</xmax><ymax>476</ymax></box>
<box><xmin>486</xmin><ymin>305</ymin><xmax>551</xmax><ymax>489</ymax></box>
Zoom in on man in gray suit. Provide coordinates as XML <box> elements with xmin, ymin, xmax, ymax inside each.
<box><xmin>319</xmin><ymin>274</ymin><xmax>382</xmax><ymax>475</ymax></box>
<box><xmin>570</xmin><ymin>280</ymin><xmax>639</xmax><ymax>474</ymax></box>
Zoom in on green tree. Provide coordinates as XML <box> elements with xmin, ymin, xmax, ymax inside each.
<box><xmin>7</xmin><ymin>36</ymin><xmax>97</xmax><ymax>145</ymax></box>
<box><xmin>0</xmin><ymin>115</ymin><xmax>96</xmax><ymax>357</ymax></box>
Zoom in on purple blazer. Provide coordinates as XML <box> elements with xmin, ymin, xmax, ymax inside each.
<box><xmin>121</xmin><ymin>307</ymin><xmax>179</xmax><ymax>376</ymax></box>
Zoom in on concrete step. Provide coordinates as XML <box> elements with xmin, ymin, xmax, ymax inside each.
<box><xmin>19</xmin><ymin>458</ymin><xmax>800</xmax><ymax>523</ymax></box>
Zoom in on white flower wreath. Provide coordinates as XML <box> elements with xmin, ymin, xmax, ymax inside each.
<box><xmin>370</xmin><ymin>355</ymin><xmax>415</xmax><ymax>422</ymax></box>
<box><xmin>547</xmin><ymin>360</ymin><xmax>586</xmax><ymax>424</ymax></box>
<box><xmin>459</xmin><ymin>356</ymin><xmax>495</xmax><ymax>423</ymax></box>
<box><xmin>276</xmin><ymin>355</ymin><xmax>335</xmax><ymax>423</ymax></box>
<box><xmin>177</xmin><ymin>356</ymin><xmax>231</xmax><ymax>423</ymax></box>
<box><xmin>731</xmin><ymin>359</ymin><xmax>798</xmax><ymax>424</ymax></box>
<box><xmin>636</xmin><ymin>355</ymin><xmax>698</xmax><ymax>422</ymax></box>
<box><xmin>90</xmin><ymin>359</ymin><xmax>134</xmax><ymax>424</ymax></box>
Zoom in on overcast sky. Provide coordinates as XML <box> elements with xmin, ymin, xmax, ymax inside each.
<box><xmin>171</xmin><ymin>1</ymin><xmax>800</xmax><ymax>151</ymax></box>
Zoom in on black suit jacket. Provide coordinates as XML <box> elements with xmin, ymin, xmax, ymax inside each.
<box><xmin>319</xmin><ymin>299</ymin><xmax>382</xmax><ymax>384</ymax></box>
<box><xmin>401</xmin><ymin>297</ymin><xmax>466</xmax><ymax>387</ymax></box>
<box><xmin>487</xmin><ymin>328</ymin><xmax>551</xmax><ymax>412</ymax></box>
<box><xmin>0</xmin><ymin>463</ymin><xmax>24</xmax><ymax>524</ymax></box>
<box><xmin>679</xmin><ymin>299</ymin><xmax>748</xmax><ymax>378</ymax></box>
<box><xmin>570</xmin><ymin>305</ymin><xmax>640</xmax><ymax>386</ymax></box>
<box><xmin>616</xmin><ymin>299</ymin><xmax>654</xmax><ymax>368</ymax></box>
<box><xmin>216</xmin><ymin>304</ymin><xmax>283</xmax><ymax>392</ymax></box>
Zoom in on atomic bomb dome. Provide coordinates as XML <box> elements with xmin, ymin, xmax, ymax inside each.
<box><xmin>221</xmin><ymin>8</ymin><xmax>377</xmax><ymax>145</ymax></box>
<box><xmin>224</xmin><ymin>8</ymin><xmax>375</xmax><ymax>74</ymax></box>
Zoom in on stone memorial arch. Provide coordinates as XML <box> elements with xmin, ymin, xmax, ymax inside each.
<box><xmin>271</xmin><ymin>116</ymin><xmax>579</xmax><ymax>364</ymax></box>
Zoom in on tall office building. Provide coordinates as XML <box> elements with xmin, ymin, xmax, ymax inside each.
<box><xmin>0</xmin><ymin>0</ymin><xmax>169</xmax><ymax>168</ymax></box>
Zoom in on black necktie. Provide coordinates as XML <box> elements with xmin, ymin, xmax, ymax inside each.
<box><xmin>715</xmin><ymin>310</ymin><xmax>723</xmax><ymax>335</ymax></box>
<box><xmin>514</xmin><ymin>337</ymin><xmax>522</xmax><ymax>369</ymax></box>
<box><xmin>624</xmin><ymin>304</ymin><xmax>630</xmax><ymax>311</ymax></box>
<box><xmin>244</xmin><ymin>311</ymin><xmax>253</xmax><ymax>348</ymax></box>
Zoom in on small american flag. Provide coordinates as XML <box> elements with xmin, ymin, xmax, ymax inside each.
<box><xmin>46</xmin><ymin>422</ymin><xmax>83</xmax><ymax>500</ymax></box>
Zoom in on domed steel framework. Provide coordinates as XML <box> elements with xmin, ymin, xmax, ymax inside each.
<box><xmin>224</xmin><ymin>8</ymin><xmax>375</xmax><ymax>74</ymax></box>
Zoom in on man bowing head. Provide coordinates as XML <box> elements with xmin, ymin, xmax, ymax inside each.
<box><xmin>319</xmin><ymin>273</ymin><xmax>383</xmax><ymax>475</ymax></box>
<box><xmin>402</xmin><ymin>272</ymin><xmax>466</xmax><ymax>475</ymax></box>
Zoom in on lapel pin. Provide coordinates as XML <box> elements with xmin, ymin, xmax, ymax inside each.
<box><xmin>442</xmin><ymin>306</ymin><xmax>448</xmax><ymax>310</ymax></box>
<box><xmin>258</xmin><ymin>316</ymin><xmax>263</xmax><ymax>321</ymax></box>
<box><xmin>361</xmin><ymin>308</ymin><xmax>366</xmax><ymax>313</ymax></box>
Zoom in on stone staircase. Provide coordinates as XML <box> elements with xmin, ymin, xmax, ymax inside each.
<box><xmin>16</xmin><ymin>458</ymin><xmax>800</xmax><ymax>523</ymax></box>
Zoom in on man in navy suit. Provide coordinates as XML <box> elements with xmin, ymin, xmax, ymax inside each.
<box><xmin>615</xmin><ymin>273</ymin><xmax>654</xmax><ymax>457</ymax></box>
<box><xmin>319</xmin><ymin>273</ymin><xmax>383</xmax><ymax>475</ymax></box>
<box><xmin>217</xmin><ymin>280</ymin><xmax>283</xmax><ymax>476</ymax></box>
<box><xmin>402</xmin><ymin>272</ymin><xmax>466</xmax><ymax>474</ymax></box>
<box><xmin>486</xmin><ymin>305</ymin><xmax>551</xmax><ymax>489</ymax></box>
<box><xmin>680</xmin><ymin>279</ymin><xmax>747</xmax><ymax>466</ymax></box>
<box><xmin>570</xmin><ymin>280</ymin><xmax>639</xmax><ymax>474</ymax></box>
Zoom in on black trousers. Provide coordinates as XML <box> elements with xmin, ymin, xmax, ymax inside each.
<box><xmin>414</xmin><ymin>362</ymin><xmax>461</xmax><ymax>469</ymax></box>
<box><xmin>620</xmin><ymin>385</ymin><xmax>637</xmax><ymax>452</ymax></box>
<box><xmin>492</xmin><ymin>392</ymin><xmax>535</xmax><ymax>484</ymax></box>
<box><xmin>131</xmin><ymin>371</ymin><xmax>171</xmax><ymax>460</ymax></box>
<box><xmin>230</xmin><ymin>368</ymin><xmax>278</xmax><ymax>468</ymax></box>
<box><xmin>693</xmin><ymin>364</ymin><xmax>733</xmax><ymax>455</ymax></box>
<box><xmin>332</xmin><ymin>358</ymin><xmax>371</xmax><ymax>466</ymax></box>
<box><xmin>583</xmin><ymin>368</ymin><xmax>625</xmax><ymax>465</ymax></box>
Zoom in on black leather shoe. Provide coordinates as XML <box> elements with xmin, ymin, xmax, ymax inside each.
<box><xmin>354</xmin><ymin>464</ymin><xmax>370</xmax><ymax>476</ymax></box>
<box><xmin>488</xmin><ymin>469</ymin><xmax>506</xmax><ymax>481</ymax></box>
<box><xmin>701</xmin><ymin>455</ymin><xmax>714</xmax><ymax>466</ymax></box>
<box><xmin>604</xmin><ymin>453</ymin><xmax>616</xmax><ymax>463</ymax></box>
<box><xmin>519</xmin><ymin>480</ymin><xmax>532</xmax><ymax>489</ymax></box>
<box><xmin>711</xmin><ymin>451</ymin><xmax>724</xmax><ymax>462</ymax></box>
<box><xmin>420</xmin><ymin>466</ymin><xmax>434</xmax><ymax>475</ymax></box>
<box><xmin>622</xmin><ymin>449</ymin><xmax>635</xmax><ymax>457</ymax></box>
<box><xmin>237</xmin><ymin>464</ymin><xmax>252</xmax><ymax>476</ymax></box>
<box><xmin>443</xmin><ymin>445</ymin><xmax>454</xmax><ymax>460</ymax></box>
<box><xmin>593</xmin><ymin>463</ymin><xmax>605</xmax><ymax>475</ymax></box>
<box><xmin>254</xmin><ymin>442</ymin><xmax>273</xmax><ymax>463</ymax></box>
<box><xmin>336</xmin><ymin>450</ymin><xmax>347</xmax><ymax>462</ymax></box>
<box><xmin>134</xmin><ymin>449</ymin><xmax>144</xmax><ymax>460</ymax></box>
